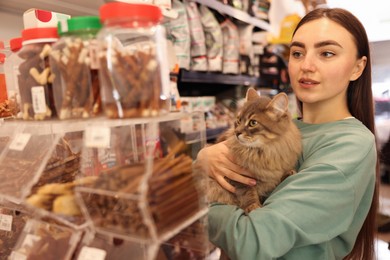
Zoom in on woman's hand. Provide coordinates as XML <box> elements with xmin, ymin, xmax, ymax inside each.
<box><xmin>195</xmin><ymin>141</ymin><xmax>257</xmax><ymax>193</ymax></box>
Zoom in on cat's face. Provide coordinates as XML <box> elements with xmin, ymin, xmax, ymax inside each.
<box><xmin>233</xmin><ymin>90</ymin><xmax>290</xmax><ymax>148</ymax></box>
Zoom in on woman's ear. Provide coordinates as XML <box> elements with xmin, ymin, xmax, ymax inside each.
<box><xmin>350</xmin><ymin>56</ymin><xmax>367</xmax><ymax>81</ymax></box>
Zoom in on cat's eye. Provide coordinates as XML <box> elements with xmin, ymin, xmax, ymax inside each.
<box><xmin>248</xmin><ymin>119</ymin><xmax>258</xmax><ymax>127</ymax></box>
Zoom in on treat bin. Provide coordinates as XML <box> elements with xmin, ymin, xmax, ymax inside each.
<box><xmin>97</xmin><ymin>2</ymin><xmax>170</xmax><ymax>119</ymax></box>
<box><xmin>0</xmin><ymin>199</ymin><xmax>32</xmax><ymax>258</ymax></box>
<box><xmin>0</xmin><ymin>121</ymin><xmax>61</xmax><ymax>200</ymax></box>
<box><xmin>49</xmin><ymin>16</ymin><xmax>103</xmax><ymax>120</ymax></box>
<box><xmin>73</xmin><ymin>230</ymin><xmax>150</xmax><ymax>259</ymax></box>
<box><xmin>18</xmin><ymin>27</ymin><xmax>59</xmax><ymax>120</ymax></box>
<box><xmin>8</xmin><ymin>218</ymin><xmax>82</xmax><ymax>260</ymax></box>
<box><xmin>74</xmin><ymin>113</ymin><xmax>207</xmax><ymax>253</ymax></box>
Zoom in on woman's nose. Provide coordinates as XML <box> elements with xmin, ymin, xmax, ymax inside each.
<box><xmin>300</xmin><ymin>55</ymin><xmax>316</xmax><ymax>72</ymax></box>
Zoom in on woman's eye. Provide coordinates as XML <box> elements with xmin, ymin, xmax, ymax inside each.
<box><xmin>321</xmin><ymin>51</ymin><xmax>335</xmax><ymax>58</ymax></box>
<box><xmin>290</xmin><ymin>50</ymin><xmax>303</xmax><ymax>59</ymax></box>
<box><xmin>248</xmin><ymin>120</ymin><xmax>258</xmax><ymax>127</ymax></box>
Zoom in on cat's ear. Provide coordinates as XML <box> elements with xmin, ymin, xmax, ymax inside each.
<box><xmin>245</xmin><ymin>87</ymin><xmax>260</xmax><ymax>101</ymax></box>
<box><xmin>266</xmin><ymin>93</ymin><xmax>289</xmax><ymax>119</ymax></box>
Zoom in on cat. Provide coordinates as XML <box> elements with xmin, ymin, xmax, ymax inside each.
<box><xmin>196</xmin><ymin>87</ymin><xmax>302</xmax><ymax>214</ymax></box>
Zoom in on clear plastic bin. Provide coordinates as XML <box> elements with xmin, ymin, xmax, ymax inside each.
<box><xmin>74</xmin><ymin>113</ymin><xmax>207</xmax><ymax>257</ymax></box>
<box><xmin>9</xmin><ymin>218</ymin><xmax>82</xmax><ymax>260</ymax></box>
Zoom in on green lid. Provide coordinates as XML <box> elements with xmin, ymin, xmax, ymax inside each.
<box><xmin>58</xmin><ymin>16</ymin><xmax>102</xmax><ymax>35</ymax></box>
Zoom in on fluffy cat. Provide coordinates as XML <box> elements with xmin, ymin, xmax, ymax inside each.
<box><xmin>197</xmin><ymin>87</ymin><xmax>302</xmax><ymax>214</ymax></box>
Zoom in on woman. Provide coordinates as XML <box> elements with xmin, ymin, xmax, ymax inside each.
<box><xmin>196</xmin><ymin>8</ymin><xmax>379</xmax><ymax>260</ymax></box>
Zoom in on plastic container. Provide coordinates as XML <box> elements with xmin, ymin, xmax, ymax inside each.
<box><xmin>97</xmin><ymin>2</ymin><xmax>170</xmax><ymax>119</ymax></box>
<box><xmin>9</xmin><ymin>218</ymin><xmax>81</xmax><ymax>260</ymax></box>
<box><xmin>4</xmin><ymin>37</ymin><xmax>23</xmax><ymax>118</ymax></box>
<box><xmin>0</xmin><ymin>40</ymin><xmax>8</xmax><ymax>104</ymax></box>
<box><xmin>50</xmin><ymin>16</ymin><xmax>103</xmax><ymax>120</ymax></box>
<box><xmin>18</xmin><ymin>27</ymin><xmax>59</xmax><ymax>120</ymax></box>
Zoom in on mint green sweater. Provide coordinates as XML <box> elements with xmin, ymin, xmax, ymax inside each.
<box><xmin>208</xmin><ymin>118</ymin><xmax>377</xmax><ymax>260</ymax></box>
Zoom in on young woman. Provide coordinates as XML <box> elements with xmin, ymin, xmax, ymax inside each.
<box><xmin>196</xmin><ymin>8</ymin><xmax>379</xmax><ymax>260</ymax></box>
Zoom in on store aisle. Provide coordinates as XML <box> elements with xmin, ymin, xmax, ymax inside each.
<box><xmin>377</xmin><ymin>183</ymin><xmax>390</xmax><ymax>259</ymax></box>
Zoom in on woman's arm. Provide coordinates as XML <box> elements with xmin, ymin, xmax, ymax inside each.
<box><xmin>195</xmin><ymin>141</ymin><xmax>257</xmax><ymax>193</ymax></box>
<box><xmin>208</xmin><ymin>129</ymin><xmax>377</xmax><ymax>259</ymax></box>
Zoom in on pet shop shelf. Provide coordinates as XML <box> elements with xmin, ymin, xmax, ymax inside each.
<box><xmin>178</xmin><ymin>69</ymin><xmax>266</xmax><ymax>87</ymax></box>
<box><xmin>0</xmin><ymin>112</ymin><xmax>209</xmax><ymax>259</ymax></box>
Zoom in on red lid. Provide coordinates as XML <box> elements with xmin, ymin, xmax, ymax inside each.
<box><xmin>21</xmin><ymin>27</ymin><xmax>59</xmax><ymax>42</ymax></box>
<box><xmin>0</xmin><ymin>41</ymin><xmax>4</xmax><ymax>49</ymax></box>
<box><xmin>100</xmin><ymin>2</ymin><xmax>162</xmax><ymax>24</ymax></box>
<box><xmin>10</xmin><ymin>37</ymin><xmax>22</xmax><ymax>52</ymax></box>
<box><xmin>0</xmin><ymin>53</ymin><xmax>4</xmax><ymax>64</ymax></box>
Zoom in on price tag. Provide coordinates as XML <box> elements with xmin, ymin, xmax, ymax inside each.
<box><xmin>31</xmin><ymin>86</ymin><xmax>47</xmax><ymax>114</ymax></box>
<box><xmin>84</xmin><ymin>126</ymin><xmax>111</xmax><ymax>148</ymax></box>
<box><xmin>0</xmin><ymin>213</ymin><xmax>13</xmax><ymax>231</ymax></box>
<box><xmin>77</xmin><ymin>246</ymin><xmax>107</xmax><ymax>260</ymax></box>
<box><xmin>9</xmin><ymin>133</ymin><xmax>31</xmax><ymax>151</ymax></box>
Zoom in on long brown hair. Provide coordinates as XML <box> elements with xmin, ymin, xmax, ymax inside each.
<box><xmin>292</xmin><ymin>8</ymin><xmax>379</xmax><ymax>260</ymax></box>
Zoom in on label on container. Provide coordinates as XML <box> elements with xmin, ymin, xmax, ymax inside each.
<box><xmin>77</xmin><ymin>246</ymin><xmax>107</xmax><ymax>260</ymax></box>
<box><xmin>31</xmin><ymin>86</ymin><xmax>47</xmax><ymax>114</ymax></box>
<box><xmin>9</xmin><ymin>133</ymin><xmax>31</xmax><ymax>151</ymax></box>
<box><xmin>88</xmin><ymin>40</ymin><xmax>100</xmax><ymax>70</ymax></box>
<box><xmin>84</xmin><ymin>126</ymin><xmax>111</xmax><ymax>148</ymax></box>
<box><xmin>0</xmin><ymin>213</ymin><xmax>13</xmax><ymax>231</ymax></box>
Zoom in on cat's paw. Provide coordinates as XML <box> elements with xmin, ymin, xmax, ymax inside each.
<box><xmin>244</xmin><ymin>203</ymin><xmax>260</xmax><ymax>215</ymax></box>
<box><xmin>287</xmin><ymin>169</ymin><xmax>297</xmax><ymax>176</ymax></box>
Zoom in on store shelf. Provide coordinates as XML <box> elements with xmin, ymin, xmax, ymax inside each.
<box><xmin>178</xmin><ymin>70</ymin><xmax>265</xmax><ymax>87</ymax></box>
<box><xmin>193</xmin><ymin>0</ymin><xmax>270</xmax><ymax>31</ymax></box>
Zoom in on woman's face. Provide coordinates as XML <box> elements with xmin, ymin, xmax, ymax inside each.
<box><xmin>288</xmin><ymin>18</ymin><xmax>366</xmax><ymax>110</ymax></box>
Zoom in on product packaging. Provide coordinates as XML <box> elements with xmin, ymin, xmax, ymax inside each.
<box><xmin>50</xmin><ymin>16</ymin><xmax>102</xmax><ymax>120</ymax></box>
<box><xmin>97</xmin><ymin>2</ymin><xmax>170</xmax><ymax>118</ymax></box>
<box><xmin>18</xmin><ymin>27</ymin><xmax>59</xmax><ymax>120</ymax></box>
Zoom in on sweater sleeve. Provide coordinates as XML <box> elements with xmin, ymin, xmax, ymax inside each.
<box><xmin>208</xmin><ymin>129</ymin><xmax>377</xmax><ymax>260</ymax></box>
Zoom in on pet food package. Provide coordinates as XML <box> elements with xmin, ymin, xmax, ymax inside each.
<box><xmin>238</xmin><ymin>24</ymin><xmax>255</xmax><ymax>75</ymax></box>
<box><xmin>49</xmin><ymin>16</ymin><xmax>102</xmax><ymax>120</ymax></box>
<box><xmin>183</xmin><ymin>0</ymin><xmax>207</xmax><ymax>71</ymax></box>
<box><xmin>97</xmin><ymin>2</ymin><xmax>170</xmax><ymax>119</ymax></box>
<box><xmin>220</xmin><ymin>19</ymin><xmax>240</xmax><ymax>74</ymax></box>
<box><xmin>199</xmin><ymin>5</ymin><xmax>223</xmax><ymax>72</ymax></box>
<box><xmin>163</xmin><ymin>0</ymin><xmax>191</xmax><ymax>70</ymax></box>
<box><xmin>18</xmin><ymin>27</ymin><xmax>59</xmax><ymax>120</ymax></box>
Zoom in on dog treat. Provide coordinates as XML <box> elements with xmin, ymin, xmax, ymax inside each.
<box><xmin>0</xmin><ymin>99</ymin><xmax>19</xmax><ymax>118</ymax></box>
<box><xmin>18</xmin><ymin>43</ymin><xmax>56</xmax><ymax>120</ymax></box>
<box><xmin>98</xmin><ymin>46</ymin><xmax>167</xmax><ymax>119</ymax></box>
<box><xmin>161</xmin><ymin>217</ymin><xmax>213</xmax><ymax>260</ymax></box>
<box><xmin>49</xmin><ymin>38</ymin><xmax>101</xmax><ymax>119</ymax></box>
<box><xmin>79</xmin><ymin>141</ymin><xmax>203</xmax><ymax>238</ymax></box>
<box><xmin>9</xmin><ymin>219</ymin><xmax>80</xmax><ymax>260</ymax></box>
<box><xmin>0</xmin><ymin>207</ymin><xmax>30</xmax><ymax>259</ymax></box>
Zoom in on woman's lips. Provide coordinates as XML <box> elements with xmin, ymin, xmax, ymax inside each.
<box><xmin>299</xmin><ymin>78</ymin><xmax>319</xmax><ymax>89</ymax></box>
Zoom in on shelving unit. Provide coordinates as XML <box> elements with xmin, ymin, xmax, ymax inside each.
<box><xmin>0</xmin><ymin>1</ymin><xmax>272</xmax><ymax>258</ymax></box>
<box><xmin>0</xmin><ymin>112</ymin><xmax>210</xmax><ymax>259</ymax></box>
<box><xmin>193</xmin><ymin>0</ymin><xmax>270</xmax><ymax>30</ymax></box>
